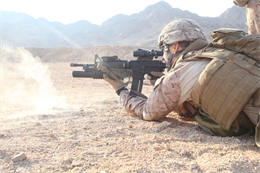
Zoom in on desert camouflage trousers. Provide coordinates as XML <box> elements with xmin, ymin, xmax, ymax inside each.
<box><xmin>247</xmin><ymin>0</ymin><xmax>260</xmax><ymax>35</ymax></box>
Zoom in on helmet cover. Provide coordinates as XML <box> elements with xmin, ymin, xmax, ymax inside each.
<box><xmin>158</xmin><ymin>19</ymin><xmax>206</xmax><ymax>48</ymax></box>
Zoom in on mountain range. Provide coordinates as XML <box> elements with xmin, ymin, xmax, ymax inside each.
<box><xmin>1</xmin><ymin>1</ymin><xmax>247</xmax><ymax>47</ymax></box>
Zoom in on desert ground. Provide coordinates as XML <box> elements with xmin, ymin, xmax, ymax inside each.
<box><xmin>0</xmin><ymin>47</ymin><xmax>260</xmax><ymax>173</ymax></box>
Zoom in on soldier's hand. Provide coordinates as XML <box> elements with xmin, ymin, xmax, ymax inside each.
<box><xmin>97</xmin><ymin>64</ymin><xmax>125</xmax><ymax>92</ymax></box>
<box><xmin>151</xmin><ymin>71</ymin><xmax>165</xmax><ymax>78</ymax></box>
<box><xmin>148</xmin><ymin>71</ymin><xmax>165</xmax><ymax>86</ymax></box>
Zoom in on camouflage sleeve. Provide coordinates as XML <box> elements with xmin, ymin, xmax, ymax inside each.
<box><xmin>119</xmin><ymin>60</ymin><xmax>211</xmax><ymax>121</ymax></box>
<box><xmin>119</xmin><ymin>65</ymin><xmax>182</xmax><ymax>121</ymax></box>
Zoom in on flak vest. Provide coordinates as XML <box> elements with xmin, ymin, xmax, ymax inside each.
<box><xmin>172</xmin><ymin>29</ymin><xmax>260</xmax><ymax>146</ymax></box>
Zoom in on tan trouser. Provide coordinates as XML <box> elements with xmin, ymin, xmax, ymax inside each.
<box><xmin>246</xmin><ymin>0</ymin><xmax>260</xmax><ymax>35</ymax></box>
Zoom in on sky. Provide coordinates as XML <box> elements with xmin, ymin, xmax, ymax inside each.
<box><xmin>0</xmin><ymin>0</ymin><xmax>235</xmax><ymax>25</ymax></box>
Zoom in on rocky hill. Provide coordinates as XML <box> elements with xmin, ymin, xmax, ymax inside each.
<box><xmin>1</xmin><ymin>1</ymin><xmax>247</xmax><ymax>47</ymax></box>
<box><xmin>25</xmin><ymin>46</ymin><xmax>157</xmax><ymax>63</ymax></box>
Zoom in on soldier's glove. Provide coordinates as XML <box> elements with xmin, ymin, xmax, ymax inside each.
<box><xmin>148</xmin><ymin>71</ymin><xmax>165</xmax><ymax>86</ymax></box>
<box><xmin>97</xmin><ymin>64</ymin><xmax>127</xmax><ymax>94</ymax></box>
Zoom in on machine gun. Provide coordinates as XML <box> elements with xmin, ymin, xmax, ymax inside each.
<box><xmin>70</xmin><ymin>49</ymin><xmax>166</xmax><ymax>97</ymax></box>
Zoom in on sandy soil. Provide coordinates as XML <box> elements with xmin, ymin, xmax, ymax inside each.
<box><xmin>1</xmin><ymin>51</ymin><xmax>260</xmax><ymax>172</ymax></box>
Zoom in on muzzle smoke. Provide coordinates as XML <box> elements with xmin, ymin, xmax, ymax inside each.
<box><xmin>0</xmin><ymin>47</ymin><xmax>67</xmax><ymax>118</ymax></box>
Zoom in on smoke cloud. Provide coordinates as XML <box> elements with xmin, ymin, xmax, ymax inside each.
<box><xmin>0</xmin><ymin>47</ymin><xmax>67</xmax><ymax>119</ymax></box>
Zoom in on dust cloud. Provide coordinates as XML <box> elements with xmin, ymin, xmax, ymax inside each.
<box><xmin>0</xmin><ymin>47</ymin><xmax>68</xmax><ymax>119</ymax></box>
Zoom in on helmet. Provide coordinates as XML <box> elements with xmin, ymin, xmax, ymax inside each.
<box><xmin>158</xmin><ymin>19</ymin><xmax>206</xmax><ymax>48</ymax></box>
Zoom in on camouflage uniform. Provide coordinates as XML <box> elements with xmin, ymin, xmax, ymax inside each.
<box><xmin>119</xmin><ymin>55</ymin><xmax>259</xmax><ymax>122</ymax></box>
<box><xmin>100</xmin><ymin>19</ymin><xmax>259</xmax><ymax>144</ymax></box>
<box><xmin>119</xmin><ymin>19</ymin><xmax>259</xmax><ymax>121</ymax></box>
<box><xmin>119</xmin><ymin>59</ymin><xmax>210</xmax><ymax>120</ymax></box>
<box><xmin>234</xmin><ymin>0</ymin><xmax>260</xmax><ymax>35</ymax></box>
<box><xmin>119</xmin><ymin>19</ymin><xmax>210</xmax><ymax>120</ymax></box>
<box><xmin>247</xmin><ymin>0</ymin><xmax>260</xmax><ymax>35</ymax></box>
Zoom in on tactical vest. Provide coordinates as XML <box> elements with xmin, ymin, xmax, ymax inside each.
<box><xmin>173</xmin><ymin>29</ymin><xmax>260</xmax><ymax>145</ymax></box>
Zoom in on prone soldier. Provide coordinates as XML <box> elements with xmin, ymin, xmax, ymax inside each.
<box><xmin>98</xmin><ymin>19</ymin><xmax>260</xmax><ymax>146</ymax></box>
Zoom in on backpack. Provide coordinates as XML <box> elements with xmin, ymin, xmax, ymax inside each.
<box><xmin>211</xmin><ymin>28</ymin><xmax>260</xmax><ymax>62</ymax></box>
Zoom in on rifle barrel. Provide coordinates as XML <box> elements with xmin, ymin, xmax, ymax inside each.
<box><xmin>70</xmin><ymin>63</ymin><xmax>84</xmax><ymax>67</ymax></box>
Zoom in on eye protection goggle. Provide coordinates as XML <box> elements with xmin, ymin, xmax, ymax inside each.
<box><xmin>161</xmin><ymin>43</ymin><xmax>176</xmax><ymax>53</ymax></box>
<box><xmin>160</xmin><ymin>43</ymin><xmax>168</xmax><ymax>52</ymax></box>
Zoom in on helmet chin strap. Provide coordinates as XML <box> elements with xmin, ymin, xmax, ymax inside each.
<box><xmin>166</xmin><ymin>46</ymin><xmax>184</xmax><ymax>71</ymax></box>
